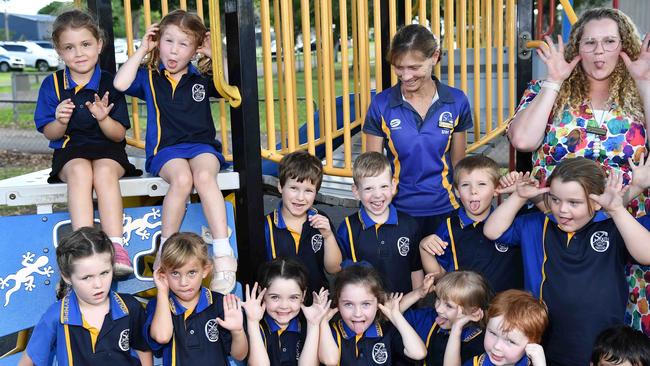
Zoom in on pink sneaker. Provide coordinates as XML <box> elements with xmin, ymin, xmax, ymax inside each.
<box><xmin>113</xmin><ymin>242</ymin><xmax>134</xmax><ymax>277</ymax></box>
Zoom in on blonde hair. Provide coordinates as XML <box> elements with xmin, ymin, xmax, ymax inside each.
<box><xmin>435</xmin><ymin>271</ymin><xmax>493</xmax><ymax>327</ymax></box>
<box><xmin>352</xmin><ymin>152</ymin><xmax>392</xmax><ymax>186</ymax></box>
<box><xmin>553</xmin><ymin>8</ymin><xmax>644</xmax><ymax>120</ymax></box>
<box><xmin>159</xmin><ymin>232</ymin><xmax>211</xmax><ymax>272</ymax></box>
<box><xmin>452</xmin><ymin>155</ymin><xmax>500</xmax><ymax>188</ymax></box>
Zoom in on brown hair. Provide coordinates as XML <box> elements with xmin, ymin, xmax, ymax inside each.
<box><xmin>544</xmin><ymin>157</ymin><xmax>606</xmax><ymax>215</ymax></box>
<box><xmin>387</xmin><ymin>24</ymin><xmax>439</xmax><ymax>65</ymax></box>
<box><xmin>258</xmin><ymin>258</ymin><xmax>309</xmax><ymax>293</ymax></box>
<box><xmin>56</xmin><ymin>227</ymin><xmax>115</xmax><ymax>300</ymax></box>
<box><xmin>278</xmin><ymin>150</ymin><xmax>324</xmax><ymax>190</ymax></box>
<box><xmin>52</xmin><ymin>9</ymin><xmax>104</xmax><ymax>50</ymax></box>
<box><xmin>554</xmin><ymin>8</ymin><xmax>644</xmax><ymax>121</ymax></box>
<box><xmin>452</xmin><ymin>155</ymin><xmax>501</xmax><ymax>188</ymax></box>
<box><xmin>159</xmin><ymin>232</ymin><xmax>211</xmax><ymax>272</ymax></box>
<box><xmin>435</xmin><ymin>271</ymin><xmax>493</xmax><ymax>327</ymax></box>
<box><xmin>487</xmin><ymin>290</ymin><xmax>549</xmax><ymax>343</ymax></box>
<box><xmin>145</xmin><ymin>10</ymin><xmax>212</xmax><ymax>74</ymax></box>
<box><xmin>352</xmin><ymin>152</ymin><xmax>392</xmax><ymax>186</ymax></box>
<box><xmin>333</xmin><ymin>264</ymin><xmax>386</xmax><ymax>309</ymax></box>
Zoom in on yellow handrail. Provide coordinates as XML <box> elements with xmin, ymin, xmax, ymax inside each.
<box><xmin>207</xmin><ymin>0</ymin><xmax>242</xmax><ymax>108</ymax></box>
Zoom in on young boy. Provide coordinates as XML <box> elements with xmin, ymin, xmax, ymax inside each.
<box><xmin>590</xmin><ymin>325</ymin><xmax>650</xmax><ymax>366</ymax></box>
<box><xmin>420</xmin><ymin>155</ymin><xmax>523</xmax><ymax>293</ymax></box>
<box><xmin>264</xmin><ymin>151</ymin><xmax>342</xmax><ymax>295</ymax></box>
<box><xmin>337</xmin><ymin>151</ymin><xmax>424</xmax><ymax>293</ymax></box>
<box><xmin>453</xmin><ymin>289</ymin><xmax>549</xmax><ymax>366</ymax></box>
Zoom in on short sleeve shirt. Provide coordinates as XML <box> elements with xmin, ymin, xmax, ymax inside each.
<box><xmin>329</xmin><ymin>319</ymin><xmax>405</xmax><ymax>365</ymax></box>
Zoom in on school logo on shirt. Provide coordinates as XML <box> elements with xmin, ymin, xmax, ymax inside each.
<box><xmin>372</xmin><ymin>342</ymin><xmax>388</xmax><ymax>364</ymax></box>
<box><xmin>118</xmin><ymin>329</ymin><xmax>130</xmax><ymax>351</ymax></box>
<box><xmin>397</xmin><ymin>237</ymin><xmax>410</xmax><ymax>256</ymax></box>
<box><xmin>389</xmin><ymin>118</ymin><xmax>401</xmax><ymax>129</ymax></box>
<box><xmin>205</xmin><ymin>319</ymin><xmax>220</xmax><ymax>342</ymax></box>
<box><xmin>590</xmin><ymin>231</ymin><xmax>610</xmax><ymax>252</ymax></box>
<box><xmin>192</xmin><ymin>84</ymin><xmax>206</xmax><ymax>102</ymax></box>
<box><xmin>311</xmin><ymin>234</ymin><xmax>323</xmax><ymax>253</ymax></box>
<box><xmin>438</xmin><ymin>111</ymin><xmax>454</xmax><ymax>129</ymax></box>
<box><xmin>494</xmin><ymin>242</ymin><xmax>509</xmax><ymax>253</ymax></box>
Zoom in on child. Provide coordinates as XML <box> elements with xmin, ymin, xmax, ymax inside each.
<box><xmin>113</xmin><ymin>10</ymin><xmax>236</xmax><ymax>293</ymax></box>
<box><xmin>144</xmin><ymin>232</ymin><xmax>248</xmax><ymax>365</ymax></box>
<box><xmin>419</xmin><ymin>155</ymin><xmax>523</xmax><ymax>293</ymax></box>
<box><xmin>319</xmin><ymin>264</ymin><xmax>427</xmax><ymax>365</ymax></box>
<box><xmin>337</xmin><ymin>152</ymin><xmax>424</xmax><ymax>294</ymax></box>
<box><xmin>590</xmin><ymin>325</ymin><xmax>650</xmax><ymax>366</ymax></box>
<box><xmin>19</xmin><ymin>227</ymin><xmax>152</xmax><ymax>366</ymax></box>
<box><xmin>483</xmin><ymin>157</ymin><xmax>650</xmax><ymax>366</ymax></box>
<box><xmin>33</xmin><ymin>9</ymin><xmax>140</xmax><ymax>276</ymax></box>
<box><xmin>242</xmin><ymin>258</ymin><xmax>331</xmax><ymax>365</ymax></box>
<box><xmin>264</xmin><ymin>151</ymin><xmax>342</xmax><ymax>295</ymax></box>
<box><xmin>460</xmin><ymin>290</ymin><xmax>548</xmax><ymax>366</ymax></box>
<box><xmin>401</xmin><ymin>271</ymin><xmax>492</xmax><ymax>366</ymax></box>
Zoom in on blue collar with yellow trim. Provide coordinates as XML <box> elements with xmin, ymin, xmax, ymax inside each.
<box><xmin>273</xmin><ymin>202</ymin><xmax>318</xmax><ymax>229</ymax></box>
<box><xmin>478</xmin><ymin>353</ymin><xmax>530</xmax><ymax>366</ymax></box>
<box><xmin>264</xmin><ymin>313</ymin><xmax>301</xmax><ymax>333</ymax></box>
<box><xmin>337</xmin><ymin>319</ymin><xmax>383</xmax><ymax>340</ymax></box>
<box><xmin>59</xmin><ymin>290</ymin><xmax>129</xmax><ymax>325</ymax></box>
<box><xmin>63</xmin><ymin>64</ymin><xmax>101</xmax><ymax>91</ymax></box>
<box><xmin>388</xmin><ymin>76</ymin><xmax>455</xmax><ymax>108</ymax></box>
<box><xmin>457</xmin><ymin>206</ymin><xmax>494</xmax><ymax>229</ymax></box>
<box><xmin>168</xmin><ymin>287</ymin><xmax>213</xmax><ymax>316</ymax></box>
<box><xmin>435</xmin><ymin>323</ymin><xmax>483</xmax><ymax>342</ymax></box>
<box><xmin>157</xmin><ymin>62</ymin><xmax>201</xmax><ymax>76</ymax></box>
<box><xmin>358</xmin><ymin>204</ymin><xmax>398</xmax><ymax>230</ymax></box>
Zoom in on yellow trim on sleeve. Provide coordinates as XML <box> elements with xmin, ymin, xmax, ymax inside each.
<box><xmin>381</xmin><ymin>119</ymin><xmax>401</xmax><ymax>189</ymax></box>
<box><xmin>267</xmin><ymin>215</ymin><xmax>277</xmax><ymax>259</ymax></box>
<box><xmin>53</xmin><ymin>72</ymin><xmax>61</xmax><ymax>100</ymax></box>
<box><xmin>64</xmin><ymin>324</ymin><xmax>74</xmax><ymax>366</ymax></box>
<box><xmin>423</xmin><ymin>323</ymin><xmax>438</xmax><ymax>366</ymax></box>
<box><xmin>334</xmin><ymin>325</ymin><xmax>342</xmax><ymax>366</ymax></box>
<box><xmin>62</xmin><ymin>135</ymin><xmax>71</xmax><ymax>148</ymax></box>
<box><xmin>447</xmin><ymin>218</ymin><xmax>459</xmax><ymax>270</ymax></box>
<box><xmin>540</xmin><ymin>218</ymin><xmax>550</xmax><ymax>300</ymax></box>
<box><xmin>441</xmin><ymin>119</ymin><xmax>459</xmax><ymax>209</ymax></box>
<box><xmin>172</xmin><ymin>334</ymin><xmax>176</xmax><ymax>366</ymax></box>
<box><xmin>345</xmin><ymin>217</ymin><xmax>357</xmax><ymax>262</ymax></box>
<box><xmin>148</xmin><ymin>69</ymin><xmax>163</xmax><ymax>155</ymax></box>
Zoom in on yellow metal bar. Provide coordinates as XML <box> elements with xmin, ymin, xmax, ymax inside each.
<box><xmin>219</xmin><ymin>99</ymin><xmax>230</xmax><ymax>159</ymax></box>
<box><xmin>389</xmin><ymin>0</ymin><xmax>397</xmax><ymax>84</ymax></box>
<box><xmin>455</xmin><ymin>0</ymin><xmax>460</xmax><ymax>50</ymax></box>
<box><xmin>465</xmin><ymin>124</ymin><xmax>508</xmax><ymax>153</ymax></box>
<box><xmin>273</xmin><ymin>0</ymin><xmax>287</xmax><ymax>149</ymax></box>
<box><xmin>208</xmin><ymin>0</ymin><xmax>242</xmax><ymax>107</ymax></box>
<box><xmin>405</xmin><ymin>0</ymin><xmax>412</xmax><ymax>24</ymax></box>
<box><xmin>467</xmin><ymin>0</ymin><xmax>473</xmax><ymax>51</ymax></box>
<box><xmin>359</xmin><ymin>0</ymin><xmax>370</xmax><ymax>153</ymax></box>
<box><xmin>444</xmin><ymin>0</ymin><xmax>454</xmax><ymax>86</ymax></box>
<box><xmin>432</xmin><ymin>0</ymin><xmax>441</xmax><ymax>79</ymax></box>
<box><xmin>526</xmin><ymin>40</ymin><xmax>548</xmax><ymax>50</ymax></box>
<box><xmin>373</xmin><ymin>0</ymin><xmax>383</xmax><ymax>93</ymax></box>
<box><xmin>280</xmin><ymin>0</ymin><xmax>297</xmax><ymax>150</ymax></box>
<box><xmin>559</xmin><ymin>0</ymin><xmax>578</xmax><ymax>25</ymax></box>
<box><xmin>144</xmin><ymin>0</ymin><xmax>151</xmax><ymax>27</ymax></box>
<box><xmin>161</xmin><ymin>0</ymin><xmax>168</xmax><ymax>16</ymax></box>
<box><xmin>473</xmin><ymin>0</ymin><xmax>481</xmax><ymax>143</ymax></box>
<box><xmin>507</xmin><ymin>0</ymin><xmax>515</xmax><ymax>116</ymax></box>
<box><xmin>418</xmin><ymin>0</ymin><xmax>426</xmax><ymax>26</ymax></box>
<box><xmin>485</xmin><ymin>0</ymin><xmax>493</xmax><ymax>132</ymax></box>
<box><xmin>261</xmin><ymin>0</ymin><xmax>276</xmax><ymax>152</ymax></box>
<box><xmin>300</xmin><ymin>0</ymin><xmax>315</xmax><ymax>155</ymax></box>
<box><xmin>351</xmin><ymin>0</ymin><xmax>361</xmax><ymax>123</ymax></box>
<box><xmin>319</xmin><ymin>0</ymin><xmax>334</xmax><ymax>168</ymax></box>
<box><xmin>340</xmin><ymin>0</ymin><xmax>351</xmax><ymax>168</ymax></box>
<box><xmin>0</xmin><ymin>329</ymin><xmax>29</xmax><ymax>358</ymax></box>
<box><xmin>288</xmin><ymin>0</ymin><xmax>300</xmax><ymax>148</ymax></box>
<box><xmin>328</xmin><ymin>0</ymin><xmax>336</xmax><ymax>149</ymax></box>
<box><xmin>496</xmin><ymin>0</ymin><xmax>504</xmax><ymax>127</ymax></box>
<box><xmin>74</xmin><ymin>0</ymin><xmax>81</xmax><ymax>8</ymax></box>
<box><xmin>123</xmin><ymin>0</ymin><xmax>143</xmax><ymax>148</ymax></box>
<box><xmin>180</xmin><ymin>0</ymin><xmax>187</xmax><ymax>10</ymax></box>
<box><xmin>459</xmin><ymin>0</ymin><xmax>467</xmax><ymax>93</ymax></box>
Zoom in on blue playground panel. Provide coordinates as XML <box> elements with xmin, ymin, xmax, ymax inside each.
<box><xmin>0</xmin><ymin>202</ymin><xmax>243</xmax><ymax>366</ymax></box>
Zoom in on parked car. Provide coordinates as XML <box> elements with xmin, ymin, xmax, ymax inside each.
<box><xmin>0</xmin><ymin>52</ymin><xmax>25</xmax><ymax>72</ymax></box>
<box><xmin>0</xmin><ymin>41</ymin><xmax>61</xmax><ymax>71</ymax></box>
<box><xmin>32</xmin><ymin>40</ymin><xmax>55</xmax><ymax>51</ymax></box>
<box><xmin>115</xmin><ymin>38</ymin><xmax>141</xmax><ymax>67</ymax></box>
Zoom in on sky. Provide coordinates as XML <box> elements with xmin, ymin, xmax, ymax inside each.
<box><xmin>3</xmin><ymin>0</ymin><xmax>71</xmax><ymax>15</ymax></box>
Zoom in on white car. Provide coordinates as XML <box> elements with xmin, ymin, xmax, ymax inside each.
<box><xmin>0</xmin><ymin>41</ymin><xmax>62</xmax><ymax>71</ymax></box>
<box><xmin>0</xmin><ymin>47</ymin><xmax>25</xmax><ymax>71</ymax></box>
<box><xmin>115</xmin><ymin>38</ymin><xmax>140</xmax><ymax>67</ymax></box>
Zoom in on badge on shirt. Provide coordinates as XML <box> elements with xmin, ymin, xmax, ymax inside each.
<box><xmin>438</xmin><ymin>111</ymin><xmax>455</xmax><ymax>129</ymax></box>
<box><xmin>372</xmin><ymin>343</ymin><xmax>388</xmax><ymax>364</ymax></box>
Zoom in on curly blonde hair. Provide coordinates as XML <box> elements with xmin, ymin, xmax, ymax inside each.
<box><xmin>553</xmin><ymin>8</ymin><xmax>644</xmax><ymax>120</ymax></box>
<box><xmin>144</xmin><ymin>9</ymin><xmax>212</xmax><ymax>75</ymax></box>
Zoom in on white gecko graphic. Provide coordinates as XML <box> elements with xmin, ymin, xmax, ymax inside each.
<box><xmin>0</xmin><ymin>252</ymin><xmax>54</xmax><ymax>306</ymax></box>
<box><xmin>122</xmin><ymin>208</ymin><xmax>162</xmax><ymax>244</ymax></box>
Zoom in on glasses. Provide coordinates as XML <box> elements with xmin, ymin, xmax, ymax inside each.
<box><xmin>579</xmin><ymin>37</ymin><xmax>621</xmax><ymax>53</ymax></box>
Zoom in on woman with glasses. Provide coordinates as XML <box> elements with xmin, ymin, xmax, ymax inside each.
<box><xmin>507</xmin><ymin>7</ymin><xmax>650</xmax><ymax>343</ymax></box>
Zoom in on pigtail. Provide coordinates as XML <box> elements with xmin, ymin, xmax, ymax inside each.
<box><xmin>56</xmin><ymin>278</ymin><xmax>70</xmax><ymax>300</ymax></box>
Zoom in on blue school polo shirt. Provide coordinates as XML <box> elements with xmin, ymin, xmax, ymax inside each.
<box><xmin>330</xmin><ymin>319</ymin><xmax>406</xmax><ymax>365</ymax></box>
<box><xmin>144</xmin><ymin>287</ymin><xmax>234</xmax><ymax>366</ymax></box>
<box><xmin>363</xmin><ymin>77</ymin><xmax>473</xmax><ymax>217</ymax></box>
<box><xmin>26</xmin><ymin>290</ymin><xmax>149</xmax><ymax>366</ymax></box>
<box><xmin>264</xmin><ymin>203</ymin><xmax>334</xmax><ymax>294</ymax></box>
<box><xmin>337</xmin><ymin>204</ymin><xmax>422</xmax><ymax>293</ymax></box>
<box><xmin>434</xmin><ymin>207</ymin><xmax>523</xmax><ymax>293</ymax></box>
<box><xmin>123</xmin><ymin>64</ymin><xmax>222</xmax><ymax>172</ymax></box>
<box><xmin>258</xmin><ymin>314</ymin><xmax>307</xmax><ymax>365</ymax></box>
<box><xmin>462</xmin><ymin>353</ymin><xmax>530</xmax><ymax>366</ymax></box>
<box><xmin>405</xmin><ymin>308</ymin><xmax>484</xmax><ymax>366</ymax></box>
<box><xmin>496</xmin><ymin>211</ymin><xmax>650</xmax><ymax>366</ymax></box>
<box><xmin>34</xmin><ymin>65</ymin><xmax>131</xmax><ymax>149</ymax></box>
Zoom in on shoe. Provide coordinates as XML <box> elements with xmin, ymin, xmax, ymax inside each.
<box><xmin>113</xmin><ymin>242</ymin><xmax>134</xmax><ymax>277</ymax></box>
<box><xmin>210</xmin><ymin>255</ymin><xmax>237</xmax><ymax>294</ymax></box>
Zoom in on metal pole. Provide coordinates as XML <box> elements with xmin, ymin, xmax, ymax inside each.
<box><xmin>514</xmin><ymin>0</ymin><xmax>534</xmax><ymax>173</ymax></box>
<box><xmin>224</xmin><ymin>0</ymin><xmax>265</xmax><ymax>286</ymax></box>
<box><xmin>3</xmin><ymin>0</ymin><xmax>9</xmax><ymax>41</ymax></box>
<box><xmin>87</xmin><ymin>0</ymin><xmax>116</xmax><ymax>73</ymax></box>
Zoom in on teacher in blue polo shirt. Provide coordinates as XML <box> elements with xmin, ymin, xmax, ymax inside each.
<box><xmin>364</xmin><ymin>24</ymin><xmax>473</xmax><ymax>235</ymax></box>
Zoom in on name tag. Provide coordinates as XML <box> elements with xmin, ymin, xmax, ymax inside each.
<box><xmin>438</xmin><ymin>120</ymin><xmax>454</xmax><ymax>129</ymax></box>
<box><xmin>586</xmin><ymin>126</ymin><xmax>607</xmax><ymax>136</ymax></box>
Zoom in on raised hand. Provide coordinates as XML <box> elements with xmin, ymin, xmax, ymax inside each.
<box><xmin>85</xmin><ymin>92</ymin><xmax>114</xmax><ymax>122</ymax></box>
<box><xmin>140</xmin><ymin>23</ymin><xmax>159</xmax><ymax>53</ymax></box>
<box><xmin>515</xmin><ymin>173</ymin><xmax>550</xmax><ymax>200</ymax></box>
<box><xmin>416</xmin><ymin>274</ymin><xmax>436</xmax><ymax>299</ymax></box>
<box><xmin>621</xmin><ymin>32</ymin><xmax>650</xmax><ymax>83</ymax></box>
<box><xmin>152</xmin><ymin>268</ymin><xmax>169</xmax><ymax>295</ymax></box>
<box><xmin>242</xmin><ymin>282</ymin><xmax>266</xmax><ymax>323</ymax></box>
<box><xmin>378</xmin><ymin>293</ymin><xmax>404</xmax><ymax>324</ymax></box>
<box><xmin>590</xmin><ymin>172</ymin><xmax>627</xmax><ymax>213</ymax></box>
<box><xmin>196</xmin><ymin>31</ymin><xmax>212</xmax><ymax>59</ymax></box>
<box><xmin>450</xmin><ymin>305</ymin><xmax>483</xmax><ymax>333</ymax></box>
<box><xmin>419</xmin><ymin>234</ymin><xmax>447</xmax><ymax>256</ymax></box>
<box><xmin>525</xmin><ymin>343</ymin><xmax>547</xmax><ymax>365</ymax></box>
<box><xmin>496</xmin><ymin>171</ymin><xmax>524</xmax><ymax>195</ymax></box>
<box><xmin>309</xmin><ymin>214</ymin><xmax>334</xmax><ymax>239</ymax></box>
<box><xmin>55</xmin><ymin>98</ymin><xmax>75</xmax><ymax>125</ymax></box>
<box><xmin>216</xmin><ymin>294</ymin><xmax>244</xmax><ymax>332</ymax></box>
<box><xmin>629</xmin><ymin>155</ymin><xmax>650</xmax><ymax>190</ymax></box>
<box><xmin>302</xmin><ymin>288</ymin><xmax>332</xmax><ymax>326</ymax></box>
<box><xmin>536</xmin><ymin>35</ymin><xmax>581</xmax><ymax>83</ymax></box>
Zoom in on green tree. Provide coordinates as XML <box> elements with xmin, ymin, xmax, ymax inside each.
<box><xmin>37</xmin><ymin>1</ymin><xmax>74</xmax><ymax>15</ymax></box>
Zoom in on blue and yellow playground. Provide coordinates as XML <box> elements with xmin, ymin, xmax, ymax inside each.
<box><xmin>0</xmin><ymin>0</ymin><xmax>596</xmax><ymax>364</ymax></box>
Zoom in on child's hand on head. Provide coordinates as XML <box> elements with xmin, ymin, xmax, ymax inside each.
<box><xmin>416</xmin><ymin>273</ymin><xmax>436</xmax><ymax>299</ymax></box>
<box><xmin>86</xmin><ymin>92</ymin><xmax>114</xmax><ymax>122</ymax></box>
<box><xmin>153</xmin><ymin>268</ymin><xmax>169</xmax><ymax>295</ymax></box>
<box><xmin>590</xmin><ymin>172</ymin><xmax>627</xmax><ymax>213</ymax></box>
<box><xmin>496</xmin><ymin>171</ymin><xmax>523</xmax><ymax>195</ymax></box>
<box><xmin>242</xmin><ymin>282</ymin><xmax>266</xmax><ymax>323</ymax></box>
<box><xmin>515</xmin><ymin>172</ymin><xmax>550</xmax><ymax>199</ymax></box>
<box><xmin>419</xmin><ymin>234</ymin><xmax>447</xmax><ymax>256</ymax></box>
<box><xmin>309</xmin><ymin>214</ymin><xmax>333</xmax><ymax>239</ymax></box>
<box><xmin>217</xmin><ymin>294</ymin><xmax>244</xmax><ymax>332</ymax></box>
<box><xmin>629</xmin><ymin>155</ymin><xmax>650</xmax><ymax>190</ymax></box>
<box><xmin>378</xmin><ymin>293</ymin><xmax>404</xmax><ymax>323</ymax></box>
<box><xmin>302</xmin><ymin>287</ymin><xmax>332</xmax><ymax>325</ymax></box>
<box><xmin>140</xmin><ymin>23</ymin><xmax>159</xmax><ymax>53</ymax></box>
<box><xmin>524</xmin><ymin>343</ymin><xmax>546</xmax><ymax>365</ymax></box>
<box><xmin>55</xmin><ymin>99</ymin><xmax>75</xmax><ymax>124</ymax></box>
<box><xmin>450</xmin><ymin>305</ymin><xmax>483</xmax><ymax>334</ymax></box>
<box><xmin>196</xmin><ymin>31</ymin><xmax>212</xmax><ymax>59</ymax></box>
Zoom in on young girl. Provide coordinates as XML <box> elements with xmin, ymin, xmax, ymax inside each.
<box><xmin>113</xmin><ymin>10</ymin><xmax>235</xmax><ymax>293</ymax></box>
<box><xmin>145</xmin><ymin>232</ymin><xmax>247</xmax><ymax>365</ymax></box>
<box><xmin>19</xmin><ymin>227</ymin><xmax>152</xmax><ymax>366</ymax></box>
<box><xmin>242</xmin><ymin>258</ymin><xmax>331</xmax><ymax>365</ymax></box>
<box><xmin>400</xmin><ymin>271</ymin><xmax>492</xmax><ymax>366</ymax></box>
<box><xmin>319</xmin><ymin>264</ymin><xmax>427</xmax><ymax>365</ymax></box>
<box><xmin>33</xmin><ymin>10</ymin><xmax>140</xmax><ymax>276</ymax></box>
<box><xmin>484</xmin><ymin>157</ymin><xmax>650</xmax><ymax>366</ymax></box>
